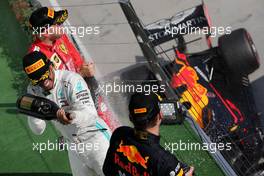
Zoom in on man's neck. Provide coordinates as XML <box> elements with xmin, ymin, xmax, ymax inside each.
<box><xmin>146</xmin><ymin>126</ymin><xmax>160</xmax><ymax>136</ymax></box>
<box><xmin>40</xmin><ymin>37</ymin><xmax>54</xmax><ymax>46</ymax></box>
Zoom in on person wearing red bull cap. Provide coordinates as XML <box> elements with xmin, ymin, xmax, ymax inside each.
<box><xmin>103</xmin><ymin>92</ymin><xmax>195</xmax><ymax>176</ymax></box>
<box><xmin>28</xmin><ymin>7</ymin><xmax>119</xmax><ymax>131</ymax></box>
<box><xmin>23</xmin><ymin>51</ymin><xmax>111</xmax><ymax>176</ymax></box>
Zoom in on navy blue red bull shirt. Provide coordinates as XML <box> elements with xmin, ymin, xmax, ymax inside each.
<box><xmin>103</xmin><ymin>126</ymin><xmax>189</xmax><ymax>176</ymax></box>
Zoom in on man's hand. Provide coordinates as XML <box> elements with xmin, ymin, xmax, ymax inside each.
<box><xmin>185</xmin><ymin>166</ymin><xmax>195</xmax><ymax>176</ymax></box>
<box><xmin>79</xmin><ymin>62</ymin><xmax>95</xmax><ymax>78</ymax></box>
<box><xmin>56</xmin><ymin>108</ymin><xmax>72</xmax><ymax>125</ymax></box>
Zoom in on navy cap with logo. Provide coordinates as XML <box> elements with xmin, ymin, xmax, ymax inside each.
<box><xmin>29</xmin><ymin>7</ymin><xmax>68</xmax><ymax>29</ymax></box>
<box><xmin>23</xmin><ymin>51</ymin><xmax>51</xmax><ymax>85</ymax></box>
<box><xmin>129</xmin><ymin>92</ymin><xmax>162</xmax><ymax>126</ymax></box>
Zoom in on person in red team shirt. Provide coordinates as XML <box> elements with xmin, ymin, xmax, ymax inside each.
<box><xmin>28</xmin><ymin>7</ymin><xmax>119</xmax><ymax>131</ymax></box>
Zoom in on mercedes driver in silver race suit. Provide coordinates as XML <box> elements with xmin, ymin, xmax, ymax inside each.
<box><xmin>23</xmin><ymin>51</ymin><xmax>111</xmax><ymax>176</ymax></box>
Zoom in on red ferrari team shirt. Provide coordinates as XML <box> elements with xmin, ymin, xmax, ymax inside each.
<box><xmin>29</xmin><ymin>34</ymin><xmax>84</xmax><ymax>72</ymax></box>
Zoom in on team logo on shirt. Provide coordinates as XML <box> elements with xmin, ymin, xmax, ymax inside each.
<box><xmin>50</xmin><ymin>53</ymin><xmax>62</xmax><ymax>69</ymax></box>
<box><xmin>117</xmin><ymin>140</ymin><xmax>149</xmax><ymax>169</ymax></box>
<box><xmin>76</xmin><ymin>81</ymin><xmax>84</xmax><ymax>92</ymax></box>
<box><xmin>59</xmin><ymin>44</ymin><xmax>68</xmax><ymax>54</ymax></box>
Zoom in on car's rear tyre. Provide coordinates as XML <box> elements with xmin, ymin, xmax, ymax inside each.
<box><xmin>218</xmin><ymin>28</ymin><xmax>260</xmax><ymax>75</ymax></box>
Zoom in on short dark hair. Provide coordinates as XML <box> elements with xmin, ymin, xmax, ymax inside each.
<box><xmin>132</xmin><ymin>112</ymin><xmax>159</xmax><ymax>130</ymax></box>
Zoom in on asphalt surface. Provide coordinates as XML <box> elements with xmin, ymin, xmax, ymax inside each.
<box><xmin>38</xmin><ymin>0</ymin><xmax>264</xmax><ymax>125</ymax></box>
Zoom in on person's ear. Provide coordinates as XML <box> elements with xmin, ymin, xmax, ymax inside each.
<box><xmin>49</xmin><ymin>65</ymin><xmax>55</xmax><ymax>78</ymax></box>
<box><xmin>158</xmin><ymin>112</ymin><xmax>163</xmax><ymax>120</ymax></box>
<box><xmin>49</xmin><ymin>64</ymin><xmax>53</xmax><ymax>70</ymax></box>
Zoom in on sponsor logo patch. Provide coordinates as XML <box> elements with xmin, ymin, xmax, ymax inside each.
<box><xmin>117</xmin><ymin>140</ymin><xmax>149</xmax><ymax>169</ymax></box>
<box><xmin>55</xmin><ymin>10</ymin><xmax>68</xmax><ymax>24</ymax></box>
<box><xmin>76</xmin><ymin>81</ymin><xmax>84</xmax><ymax>92</ymax></box>
<box><xmin>59</xmin><ymin>44</ymin><xmax>68</xmax><ymax>54</ymax></box>
<box><xmin>50</xmin><ymin>53</ymin><xmax>62</xmax><ymax>69</ymax></box>
<box><xmin>25</xmin><ymin>59</ymin><xmax>45</xmax><ymax>74</ymax></box>
<box><xmin>134</xmin><ymin>108</ymin><xmax>147</xmax><ymax>114</ymax></box>
<box><xmin>47</xmin><ymin>8</ymin><xmax>55</xmax><ymax>18</ymax></box>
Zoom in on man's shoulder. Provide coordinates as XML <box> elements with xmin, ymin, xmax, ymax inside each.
<box><xmin>111</xmin><ymin>126</ymin><xmax>133</xmax><ymax>140</ymax></box>
<box><xmin>56</xmin><ymin>70</ymin><xmax>85</xmax><ymax>90</ymax></box>
<box><xmin>29</xmin><ymin>39</ymin><xmax>47</xmax><ymax>52</ymax></box>
<box><xmin>57</xmin><ymin>70</ymin><xmax>82</xmax><ymax>80</ymax></box>
<box><xmin>113</xmin><ymin>126</ymin><xmax>133</xmax><ymax>134</ymax></box>
<box><xmin>28</xmin><ymin>35</ymin><xmax>68</xmax><ymax>53</ymax></box>
<box><xmin>60</xmin><ymin>34</ymin><xmax>69</xmax><ymax>41</ymax></box>
<box><xmin>57</xmin><ymin>34</ymin><xmax>71</xmax><ymax>45</ymax></box>
<box><xmin>28</xmin><ymin>42</ymin><xmax>40</xmax><ymax>53</ymax></box>
<box><xmin>27</xmin><ymin>84</ymin><xmax>44</xmax><ymax>96</ymax></box>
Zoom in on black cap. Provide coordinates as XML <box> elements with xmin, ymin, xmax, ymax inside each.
<box><xmin>129</xmin><ymin>92</ymin><xmax>162</xmax><ymax>126</ymax></box>
<box><xmin>23</xmin><ymin>51</ymin><xmax>51</xmax><ymax>85</ymax></box>
<box><xmin>29</xmin><ymin>7</ymin><xmax>68</xmax><ymax>29</ymax></box>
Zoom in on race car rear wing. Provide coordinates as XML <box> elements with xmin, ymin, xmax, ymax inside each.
<box><xmin>144</xmin><ymin>3</ymin><xmax>211</xmax><ymax>46</ymax></box>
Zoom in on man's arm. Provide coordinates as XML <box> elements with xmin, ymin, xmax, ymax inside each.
<box><xmin>26</xmin><ymin>85</ymin><xmax>46</xmax><ymax>135</ymax></box>
<box><xmin>28</xmin><ymin>117</ymin><xmax>46</xmax><ymax>135</ymax></box>
<box><xmin>84</xmin><ymin>76</ymin><xmax>99</xmax><ymax>109</ymax></box>
<box><xmin>63</xmin><ymin>35</ymin><xmax>100</xmax><ymax>109</ymax></box>
<box><xmin>103</xmin><ymin>127</ymin><xmax>121</xmax><ymax>175</ymax></box>
<box><xmin>158</xmin><ymin>152</ymin><xmax>194</xmax><ymax>176</ymax></box>
<box><xmin>102</xmin><ymin>143</ymin><xmax>114</xmax><ymax>176</ymax></box>
<box><xmin>79</xmin><ymin>62</ymin><xmax>100</xmax><ymax>109</ymax></box>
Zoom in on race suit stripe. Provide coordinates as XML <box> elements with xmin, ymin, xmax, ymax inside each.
<box><xmin>96</xmin><ymin>121</ymin><xmax>111</xmax><ymax>141</ymax></box>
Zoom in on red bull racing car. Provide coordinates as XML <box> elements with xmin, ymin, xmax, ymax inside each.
<box><xmin>119</xmin><ymin>0</ymin><xmax>264</xmax><ymax>175</ymax></box>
